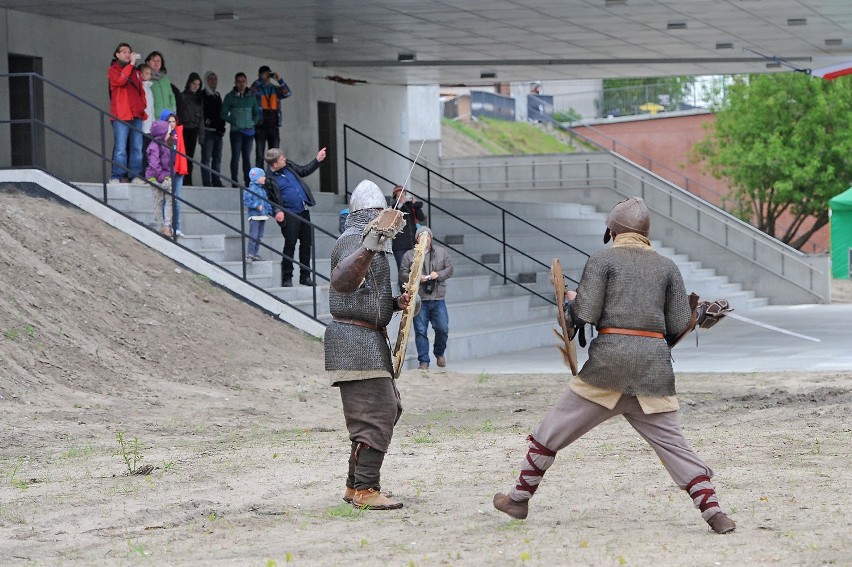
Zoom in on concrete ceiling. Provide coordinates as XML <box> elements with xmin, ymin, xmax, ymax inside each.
<box><xmin>2</xmin><ymin>0</ymin><xmax>850</xmax><ymax>85</ymax></box>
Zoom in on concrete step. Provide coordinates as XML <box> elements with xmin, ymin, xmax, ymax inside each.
<box><xmin>455</xmin><ymin>232</ymin><xmax>603</xmax><ymax>255</ymax></box>
<box><xmin>71</xmin><ymin>178</ymin><xmax>769</xmax><ymax>369</ymax></box>
<box><xmin>427</xmin><ymin>215</ymin><xmax>604</xmax><ymax>239</ymax></box>
<box><xmin>425</xmin><ymin>197</ymin><xmax>602</xmax><ymax>219</ymax></box>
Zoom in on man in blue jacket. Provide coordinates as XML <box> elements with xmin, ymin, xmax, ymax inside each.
<box><xmin>263</xmin><ymin>147</ymin><xmax>327</xmax><ymax>287</ymax></box>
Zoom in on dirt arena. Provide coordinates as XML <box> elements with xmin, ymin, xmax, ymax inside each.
<box><xmin>1</xmin><ymin>191</ymin><xmax>850</xmax><ymax>566</ymax></box>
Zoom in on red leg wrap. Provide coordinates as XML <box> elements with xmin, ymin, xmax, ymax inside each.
<box><xmin>515</xmin><ymin>436</ymin><xmax>557</xmax><ymax>495</ymax></box>
<box><xmin>686</xmin><ymin>475</ymin><xmax>720</xmax><ymax>513</ymax></box>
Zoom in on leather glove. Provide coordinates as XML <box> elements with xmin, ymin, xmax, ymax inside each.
<box><xmin>360</xmin><ymin>209</ymin><xmax>404</xmax><ymax>252</ymax></box>
<box><xmin>696</xmin><ymin>299</ymin><xmax>732</xmax><ymax>329</ymax></box>
<box><xmin>361</xmin><ymin>228</ymin><xmax>391</xmax><ymax>252</ymax></box>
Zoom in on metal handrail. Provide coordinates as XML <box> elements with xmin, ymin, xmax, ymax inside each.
<box><xmin>606</xmin><ymin>162</ymin><xmax>823</xmax><ymax>295</ymax></box>
<box><xmin>1</xmin><ymin>72</ymin><xmax>338</xmax><ymax>321</ymax></box>
<box><xmin>432</xmin><ymin>153</ymin><xmax>815</xmax><ymax>265</ymax></box>
<box><xmin>431</xmin><ymin>152</ymin><xmax>823</xmax><ymax>298</ymax></box>
<box><xmin>565</xmin><ymin>120</ymin><xmax>807</xmax><ymax>243</ymax></box>
<box><xmin>344</xmin><ymin>125</ymin><xmax>590</xmax><ymax>295</ymax></box>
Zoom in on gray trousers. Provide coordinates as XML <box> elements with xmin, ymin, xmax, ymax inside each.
<box><xmin>338</xmin><ymin>377</ymin><xmax>403</xmax><ymax>490</ymax></box>
<box><xmin>538</xmin><ymin>388</ymin><xmax>712</xmax><ymax>486</ymax></box>
<box><xmin>511</xmin><ymin>388</ymin><xmax>713</xmax><ymax>502</ymax></box>
<box><xmin>338</xmin><ymin>377</ymin><xmax>403</xmax><ymax>453</ymax></box>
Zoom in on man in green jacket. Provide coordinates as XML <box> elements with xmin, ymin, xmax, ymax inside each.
<box><xmin>221</xmin><ymin>72</ymin><xmax>260</xmax><ymax>187</ymax></box>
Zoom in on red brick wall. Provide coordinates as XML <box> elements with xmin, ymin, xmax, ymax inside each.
<box><xmin>574</xmin><ymin>115</ymin><xmax>829</xmax><ymax>252</ymax></box>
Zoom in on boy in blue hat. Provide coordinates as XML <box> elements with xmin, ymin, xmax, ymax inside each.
<box><xmin>243</xmin><ymin>167</ymin><xmax>272</xmax><ymax>262</ymax></box>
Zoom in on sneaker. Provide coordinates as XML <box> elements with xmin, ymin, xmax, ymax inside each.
<box><xmin>175</xmin><ymin>230</ymin><xmax>185</xmax><ymax>237</ymax></box>
<box><xmin>132</xmin><ymin>177</ymin><xmax>146</xmax><ymax>184</ymax></box>
<box><xmin>300</xmin><ymin>276</ymin><xmax>315</xmax><ymax>286</ymax></box>
<box><xmin>120</xmin><ymin>177</ymin><xmax>131</xmax><ymax>183</ymax></box>
<box><xmin>436</xmin><ymin>356</ymin><xmax>447</xmax><ymax>367</ymax></box>
<box><xmin>251</xmin><ymin>255</ymin><xmax>262</xmax><ymax>261</ymax></box>
<box><xmin>281</xmin><ymin>279</ymin><xmax>293</xmax><ymax>287</ymax></box>
<box><xmin>108</xmin><ymin>178</ymin><xmax>122</xmax><ymax>185</ymax></box>
<box><xmin>160</xmin><ymin>225</ymin><xmax>174</xmax><ymax>238</ymax></box>
<box><xmin>245</xmin><ymin>256</ymin><xmax>253</xmax><ymax>264</ymax></box>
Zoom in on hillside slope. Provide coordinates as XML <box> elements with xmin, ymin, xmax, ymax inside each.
<box><xmin>0</xmin><ymin>189</ymin><xmax>325</xmax><ymax>405</ymax></box>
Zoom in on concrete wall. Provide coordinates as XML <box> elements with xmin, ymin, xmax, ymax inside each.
<box><xmin>0</xmin><ymin>8</ymin><xmax>416</xmax><ymax>198</ymax></box>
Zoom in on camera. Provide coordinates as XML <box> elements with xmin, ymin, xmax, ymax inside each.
<box><xmin>423</xmin><ymin>276</ymin><xmax>436</xmax><ymax>295</ymax></box>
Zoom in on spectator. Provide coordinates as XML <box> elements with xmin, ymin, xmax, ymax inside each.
<box><xmin>221</xmin><ymin>72</ymin><xmax>259</xmax><ymax>187</ymax></box>
<box><xmin>145</xmin><ymin>119</ymin><xmax>174</xmax><ymax>237</ymax></box>
<box><xmin>107</xmin><ymin>43</ymin><xmax>145</xmax><ymax>184</ymax></box>
<box><xmin>177</xmin><ymin>72</ymin><xmax>204</xmax><ymax>186</ymax></box>
<box><xmin>138</xmin><ymin>64</ymin><xmax>155</xmax><ymax>135</ymax></box>
<box><xmin>160</xmin><ymin>110</ymin><xmax>188</xmax><ymax>237</ymax></box>
<box><xmin>200</xmin><ymin>71</ymin><xmax>225</xmax><ymax>187</ymax></box>
<box><xmin>243</xmin><ymin>167</ymin><xmax>273</xmax><ymax>262</ymax></box>
<box><xmin>390</xmin><ymin>185</ymin><xmax>426</xmax><ymax>270</ymax></box>
<box><xmin>251</xmin><ymin>65</ymin><xmax>291</xmax><ymax>168</ymax></box>
<box><xmin>138</xmin><ymin>63</ymin><xmax>155</xmax><ymax>173</ymax></box>
<box><xmin>399</xmin><ymin>226</ymin><xmax>453</xmax><ymax>370</ymax></box>
<box><xmin>144</xmin><ymin>51</ymin><xmax>176</xmax><ymax>119</ymax></box>
<box><xmin>262</xmin><ymin>147</ymin><xmax>327</xmax><ymax>287</ymax></box>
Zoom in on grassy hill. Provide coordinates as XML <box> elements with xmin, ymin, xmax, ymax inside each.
<box><xmin>442</xmin><ymin>117</ymin><xmax>575</xmax><ymax>155</ymax></box>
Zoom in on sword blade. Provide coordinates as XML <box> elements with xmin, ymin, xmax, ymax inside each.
<box><xmin>725</xmin><ymin>312</ymin><xmax>821</xmax><ymax>342</ymax></box>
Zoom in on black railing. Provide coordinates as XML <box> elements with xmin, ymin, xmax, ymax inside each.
<box><xmin>2</xmin><ymin>72</ymin><xmax>595</xmax><ymax>326</ymax></box>
<box><xmin>0</xmin><ymin>72</ymin><xmax>334</xmax><ymax>321</ymax></box>
<box><xmin>344</xmin><ymin>125</ymin><xmax>590</xmax><ymax>304</ymax></box>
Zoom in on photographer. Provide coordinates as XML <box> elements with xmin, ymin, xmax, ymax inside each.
<box><xmin>399</xmin><ymin>226</ymin><xmax>454</xmax><ymax>370</ymax></box>
<box><xmin>251</xmin><ymin>65</ymin><xmax>292</xmax><ymax>168</ymax></box>
<box><xmin>390</xmin><ymin>185</ymin><xmax>426</xmax><ymax>271</ymax></box>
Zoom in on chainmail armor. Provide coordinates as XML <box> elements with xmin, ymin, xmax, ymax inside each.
<box><xmin>571</xmin><ymin>244</ymin><xmax>691</xmax><ymax>396</ymax></box>
<box><xmin>325</xmin><ymin>209</ymin><xmax>395</xmax><ymax>379</ymax></box>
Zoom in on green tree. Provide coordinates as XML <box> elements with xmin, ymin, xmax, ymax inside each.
<box><xmin>693</xmin><ymin>73</ymin><xmax>852</xmax><ymax>250</ymax></box>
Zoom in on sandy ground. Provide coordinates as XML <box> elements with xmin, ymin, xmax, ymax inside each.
<box><xmin>1</xmin><ymin>191</ymin><xmax>851</xmax><ymax>566</ymax></box>
<box><xmin>832</xmin><ymin>277</ymin><xmax>852</xmax><ymax>303</ymax></box>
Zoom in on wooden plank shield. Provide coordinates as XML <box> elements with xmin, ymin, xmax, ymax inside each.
<box><xmin>392</xmin><ymin>232</ymin><xmax>429</xmax><ymax>378</ymax></box>
<box><xmin>551</xmin><ymin>258</ymin><xmax>578</xmax><ymax>376</ymax></box>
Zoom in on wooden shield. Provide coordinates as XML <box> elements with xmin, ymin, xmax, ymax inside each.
<box><xmin>392</xmin><ymin>233</ymin><xmax>429</xmax><ymax>378</ymax></box>
<box><xmin>551</xmin><ymin>258</ymin><xmax>578</xmax><ymax>376</ymax></box>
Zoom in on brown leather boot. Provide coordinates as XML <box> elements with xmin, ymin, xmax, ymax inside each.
<box><xmin>707</xmin><ymin>511</ymin><xmax>736</xmax><ymax>534</ymax></box>
<box><xmin>343</xmin><ymin>487</ymin><xmax>356</xmax><ymax>503</ymax></box>
<box><xmin>493</xmin><ymin>492</ymin><xmax>528</xmax><ymax>519</ymax></box>
<box><xmin>351</xmin><ymin>488</ymin><xmax>403</xmax><ymax>510</ymax></box>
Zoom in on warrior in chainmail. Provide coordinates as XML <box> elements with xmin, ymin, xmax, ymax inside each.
<box><xmin>325</xmin><ymin>179</ymin><xmax>411</xmax><ymax>510</ymax></box>
<box><xmin>493</xmin><ymin>197</ymin><xmax>737</xmax><ymax>535</ymax></box>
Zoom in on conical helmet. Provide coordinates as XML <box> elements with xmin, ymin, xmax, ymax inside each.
<box><xmin>349</xmin><ymin>180</ymin><xmax>386</xmax><ymax>212</ymax></box>
<box><xmin>604</xmin><ymin>197</ymin><xmax>650</xmax><ymax>243</ymax></box>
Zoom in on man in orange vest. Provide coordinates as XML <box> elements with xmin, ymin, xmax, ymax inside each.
<box><xmin>251</xmin><ymin>65</ymin><xmax>291</xmax><ymax>168</ymax></box>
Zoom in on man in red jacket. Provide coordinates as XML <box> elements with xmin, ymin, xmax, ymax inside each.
<box><xmin>107</xmin><ymin>43</ymin><xmax>147</xmax><ymax>183</ymax></box>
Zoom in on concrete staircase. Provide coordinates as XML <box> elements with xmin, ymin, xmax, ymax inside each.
<box><xmin>74</xmin><ymin>181</ymin><xmax>767</xmax><ymax>368</ymax></box>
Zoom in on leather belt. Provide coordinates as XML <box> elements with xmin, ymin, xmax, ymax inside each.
<box><xmin>332</xmin><ymin>317</ymin><xmax>383</xmax><ymax>332</ymax></box>
<box><xmin>598</xmin><ymin>327</ymin><xmax>665</xmax><ymax>339</ymax></box>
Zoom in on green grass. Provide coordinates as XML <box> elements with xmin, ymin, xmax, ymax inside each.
<box><xmin>326</xmin><ymin>503</ymin><xmax>364</xmax><ymax>519</ymax></box>
<box><xmin>443</xmin><ymin>117</ymin><xmax>575</xmax><ymax>155</ymax></box>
